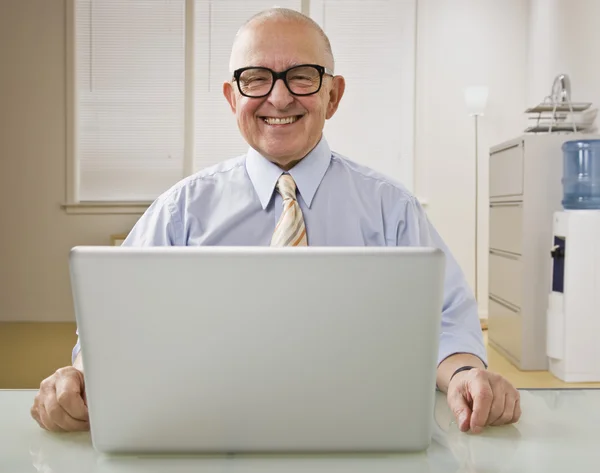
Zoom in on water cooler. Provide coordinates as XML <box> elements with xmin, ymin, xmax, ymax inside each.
<box><xmin>547</xmin><ymin>140</ymin><xmax>600</xmax><ymax>382</ymax></box>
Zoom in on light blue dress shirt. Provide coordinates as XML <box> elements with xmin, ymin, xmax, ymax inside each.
<box><xmin>72</xmin><ymin>136</ymin><xmax>487</xmax><ymax>367</ymax></box>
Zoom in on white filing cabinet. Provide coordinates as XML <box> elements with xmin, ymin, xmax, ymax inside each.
<box><xmin>488</xmin><ymin>133</ymin><xmax>600</xmax><ymax>370</ymax></box>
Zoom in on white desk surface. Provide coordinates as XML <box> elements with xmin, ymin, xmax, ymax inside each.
<box><xmin>2</xmin><ymin>389</ymin><xmax>600</xmax><ymax>472</ymax></box>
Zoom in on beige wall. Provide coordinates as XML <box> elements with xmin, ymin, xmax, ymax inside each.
<box><xmin>0</xmin><ymin>0</ymin><xmax>139</xmax><ymax>323</ymax></box>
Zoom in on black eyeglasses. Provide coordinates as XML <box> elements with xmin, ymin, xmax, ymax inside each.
<box><xmin>232</xmin><ymin>64</ymin><xmax>334</xmax><ymax>98</ymax></box>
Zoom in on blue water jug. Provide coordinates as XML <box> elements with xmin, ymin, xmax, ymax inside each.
<box><xmin>562</xmin><ymin>139</ymin><xmax>600</xmax><ymax>210</ymax></box>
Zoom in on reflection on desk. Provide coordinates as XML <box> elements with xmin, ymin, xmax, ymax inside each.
<box><xmin>1</xmin><ymin>390</ymin><xmax>599</xmax><ymax>472</ymax></box>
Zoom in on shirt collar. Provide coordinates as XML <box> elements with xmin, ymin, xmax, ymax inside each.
<box><xmin>245</xmin><ymin>136</ymin><xmax>332</xmax><ymax>209</ymax></box>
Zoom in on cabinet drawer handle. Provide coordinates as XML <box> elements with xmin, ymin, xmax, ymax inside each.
<box><xmin>490</xmin><ymin>143</ymin><xmax>522</xmax><ymax>155</ymax></box>
<box><xmin>489</xmin><ymin>249</ymin><xmax>520</xmax><ymax>260</ymax></box>
<box><xmin>489</xmin><ymin>295</ymin><xmax>520</xmax><ymax>313</ymax></box>
<box><xmin>490</xmin><ymin>202</ymin><xmax>523</xmax><ymax>208</ymax></box>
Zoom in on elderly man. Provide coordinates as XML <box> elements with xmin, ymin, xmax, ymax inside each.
<box><xmin>31</xmin><ymin>8</ymin><xmax>520</xmax><ymax>435</ymax></box>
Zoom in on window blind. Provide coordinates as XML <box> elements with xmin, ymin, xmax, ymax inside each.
<box><xmin>74</xmin><ymin>0</ymin><xmax>415</xmax><ymax>201</ymax></box>
<box><xmin>76</xmin><ymin>0</ymin><xmax>186</xmax><ymax>201</ymax></box>
<box><xmin>314</xmin><ymin>0</ymin><xmax>416</xmax><ymax>190</ymax></box>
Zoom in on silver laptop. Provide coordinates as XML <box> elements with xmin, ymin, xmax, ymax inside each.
<box><xmin>69</xmin><ymin>246</ymin><xmax>445</xmax><ymax>454</ymax></box>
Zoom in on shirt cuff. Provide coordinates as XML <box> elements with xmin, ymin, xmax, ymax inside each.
<box><xmin>437</xmin><ymin>333</ymin><xmax>489</xmax><ymax>369</ymax></box>
<box><xmin>72</xmin><ymin>338</ymin><xmax>81</xmax><ymax>365</ymax></box>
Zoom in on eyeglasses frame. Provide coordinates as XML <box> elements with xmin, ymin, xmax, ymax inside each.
<box><xmin>232</xmin><ymin>64</ymin><xmax>334</xmax><ymax>98</ymax></box>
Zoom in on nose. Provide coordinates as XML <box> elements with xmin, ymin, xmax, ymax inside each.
<box><xmin>267</xmin><ymin>78</ymin><xmax>294</xmax><ymax>109</ymax></box>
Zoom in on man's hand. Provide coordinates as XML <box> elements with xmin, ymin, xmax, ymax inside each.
<box><xmin>30</xmin><ymin>366</ymin><xmax>90</xmax><ymax>432</ymax></box>
<box><xmin>447</xmin><ymin>368</ymin><xmax>521</xmax><ymax>434</ymax></box>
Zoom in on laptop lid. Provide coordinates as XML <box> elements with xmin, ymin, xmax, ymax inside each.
<box><xmin>70</xmin><ymin>246</ymin><xmax>445</xmax><ymax>454</ymax></box>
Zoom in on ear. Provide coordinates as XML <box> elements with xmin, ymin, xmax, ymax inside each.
<box><xmin>325</xmin><ymin>75</ymin><xmax>346</xmax><ymax>120</ymax></box>
<box><xmin>223</xmin><ymin>81</ymin><xmax>237</xmax><ymax>114</ymax></box>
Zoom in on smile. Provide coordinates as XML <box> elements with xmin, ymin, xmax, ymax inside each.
<box><xmin>261</xmin><ymin>115</ymin><xmax>303</xmax><ymax>125</ymax></box>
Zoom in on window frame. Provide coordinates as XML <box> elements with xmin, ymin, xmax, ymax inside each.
<box><xmin>63</xmin><ymin>0</ymin><xmax>196</xmax><ymax>215</ymax></box>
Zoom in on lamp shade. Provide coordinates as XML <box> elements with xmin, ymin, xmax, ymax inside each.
<box><xmin>464</xmin><ymin>86</ymin><xmax>489</xmax><ymax>116</ymax></box>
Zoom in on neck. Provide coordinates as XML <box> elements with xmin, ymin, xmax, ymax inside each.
<box><xmin>277</xmin><ymin>158</ymin><xmax>303</xmax><ymax>171</ymax></box>
<box><xmin>268</xmin><ymin>135</ymin><xmax>323</xmax><ymax>171</ymax></box>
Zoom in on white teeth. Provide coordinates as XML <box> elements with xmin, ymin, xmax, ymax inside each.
<box><xmin>264</xmin><ymin>116</ymin><xmax>299</xmax><ymax>125</ymax></box>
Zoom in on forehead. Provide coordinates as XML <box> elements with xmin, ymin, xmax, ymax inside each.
<box><xmin>232</xmin><ymin>20</ymin><xmax>326</xmax><ymax>71</ymax></box>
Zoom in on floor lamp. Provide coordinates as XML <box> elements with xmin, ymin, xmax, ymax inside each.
<box><xmin>464</xmin><ymin>86</ymin><xmax>489</xmax><ymax>304</ymax></box>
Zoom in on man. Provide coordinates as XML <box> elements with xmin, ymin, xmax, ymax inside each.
<box><xmin>31</xmin><ymin>8</ymin><xmax>520</xmax><ymax>435</ymax></box>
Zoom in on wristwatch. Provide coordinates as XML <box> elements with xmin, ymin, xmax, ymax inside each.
<box><xmin>450</xmin><ymin>365</ymin><xmax>477</xmax><ymax>382</ymax></box>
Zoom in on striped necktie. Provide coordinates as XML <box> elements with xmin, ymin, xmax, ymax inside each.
<box><xmin>271</xmin><ymin>174</ymin><xmax>308</xmax><ymax>247</ymax></box>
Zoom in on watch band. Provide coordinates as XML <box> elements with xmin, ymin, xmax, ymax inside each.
<box><xmin>450</xmin><ymin>365</ymin><xmax>477</xmax><ymax>382</ymax></box>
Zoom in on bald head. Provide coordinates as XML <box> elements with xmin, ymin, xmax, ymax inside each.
<box><xmin>229</xmin><ymin>8</ymin><xmax>335</xmax><ymax>74</ymax></box>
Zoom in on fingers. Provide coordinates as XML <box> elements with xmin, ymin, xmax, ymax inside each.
<box><xmin>30</xmin><ymin>402</ymin><xmax>44</xmax><ymax>430</ymax></box>
<box><xmin>447</xmin><ymin>388</ymin><xmax>473</xmax><ymax>433</ymax></box>
<box><xmin>37</xmin><ymin>401</ymin><xmax>65</xmax><ymax>432</ymax></box>
<box><xmin>511</xmin><ymin>395</ymin><xmax>522</xmax><ymax>424</ymax></box>
<box><xmin>469</xmin><ymin>376</ymin><xmax>493</xmax><ymax>434</ymax></box>
<box><xmin>487</xmin><ymin>390</ymin><xmax>507</xmax><ymax>425</ymax></box>
<box><xmin>55</xmin><ymin>369</ymin><xmax>89</xmax><ymax>421</ymax></box>
<box><xmin>490</xmin><ymin>391</ymin><xmax>519</xmax><ymax>426</ymax></box>
<box><xmin>448</xmin><ymin>370</ymin><xmax>521</xmax><ymax>434</ymax></box>
<box><xmin>44</xmin><ymin>397</ymin><xmax>90</xmax><ymax>431</ymax></box>
<box><xmin>30</xmin><ymin>367</ymin><xmax>90</xmax><ymax>432</ymax></box>
<box><xmin>32</xmin><ymin>386</ymin><xmax>58</xmax><ymax>431</ymax></box>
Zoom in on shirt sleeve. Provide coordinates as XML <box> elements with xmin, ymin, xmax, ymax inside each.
<box><xmin>71</xmin><ymin>192</ymin><xmax>184</xmax><ymax>364</ymax></box>
<box><xmin>121</xmin><ymin>192</ymin><xmax>184</xmax><ymax>247</ymax></box>
<box><xmin>396</xmin><ymin>197</ymin><xmax>488</xmax><ymax>367</ymax></box>
<box><xmin>72</xmin><ymin>331</ymin><xmax>80</xmax><ymax>365</ymax></box>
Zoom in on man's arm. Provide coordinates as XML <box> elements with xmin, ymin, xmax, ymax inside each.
<box><xmin>121</xmin><ymin>188</ymin><xmax>183</xmax><ymax>247</ymax></box>
<box><xmin>436</xmin><ymin>353</ymin><xmax>485</xmax><ymax>393</ymax></box>
<box><xmin>397</xmin><ymin>197</ymin><xmax>488</xmax><ymax>366</ymax></box>
<box><xmin>397</xmin><ymin>197</ymin><xmax>520</xmax><ymax>433</ymax></box>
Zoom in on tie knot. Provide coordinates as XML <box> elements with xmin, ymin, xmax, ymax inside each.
<box><xmin>276</xmin><ymin>174</ymin><xmax>298</xmax><ymax>201</ymax></box>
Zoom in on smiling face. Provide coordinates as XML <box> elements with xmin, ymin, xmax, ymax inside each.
<box><xmin>223</xmin><ymin>18</ymin><xmax>345</xmax><ymax>170</ymax></box>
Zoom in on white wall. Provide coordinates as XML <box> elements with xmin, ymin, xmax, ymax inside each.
<box><xmin>414</xmin><ymin>0</ymin><xmax>529</xmax><ymax>317</ymax></box>
<box><xmin>527</xmin><ymin>0</ymin><xmax>569</xmax><ymax>106</ymax></box>
<box><xmin>528</xmin><ymin>0</ymin><xmax>600</xmax><ymax>108</ymax></box>
<box><xmin>423</xmin><ymin>0</ymin><xmax>600</xmax><ymax>319</ymax></box>
<box><xmin>0</xmin><ymin>0</ymin><xmax>139</xmax><ymax>322</ymax></box>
